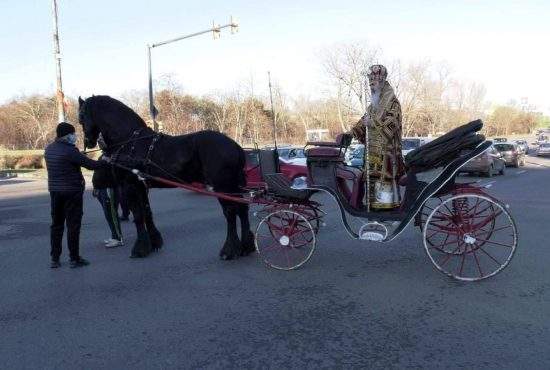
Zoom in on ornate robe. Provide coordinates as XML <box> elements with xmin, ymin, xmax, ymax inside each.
<box><xmin>350</xmin><ymin>81</ymin><xmax>405</xmax><ymax>209</ymax></box>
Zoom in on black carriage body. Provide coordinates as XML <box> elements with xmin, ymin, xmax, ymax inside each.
<box><xmin>304</xmin><ymin>120</ymin><xmax>491</xmax><ymax>240</ymax></box>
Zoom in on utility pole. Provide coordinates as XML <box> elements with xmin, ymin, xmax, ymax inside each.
<box><xmin>147</xmin><ymin>17</ymin><xmax>239</xmax><ymax>132</ymax></box>
<box><xmin>267</xmin><ymin>71</ymin><xmax>278</xmax><ymax>149</ymax></box>
<box><xmin>51</xmin><ymin>0</ymin><xmax>65</xmax><ymax>122</ymax></box>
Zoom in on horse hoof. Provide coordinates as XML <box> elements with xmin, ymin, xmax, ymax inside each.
<box><xmin>220</xmin><ymin>253</ymin><xmax>235</xmax><ymax>261</ymax></box>
<box><xmin>150</xmin><ymin>234</ymin><xmax>164</xmax><ymax>250</ymax></box>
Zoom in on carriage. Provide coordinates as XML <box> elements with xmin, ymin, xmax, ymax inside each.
<box><xmin>81</xmin><ymin>96</ymin><xmax>517</xmax><ymax>282</ymax></box>
<box><xmin>250</xmin><ymin>120</ymin><xmax>518</xmax><ymax>281</ymax></box>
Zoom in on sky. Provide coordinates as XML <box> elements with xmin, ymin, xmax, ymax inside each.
<box><xmin>1</xmin><ymin>0</ymin><xmax>549</xmax><ymax>112</ymax></box>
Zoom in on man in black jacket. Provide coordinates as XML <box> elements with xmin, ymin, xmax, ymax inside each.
<box><xmin>45</xmin><ymin>122</ymin><xmax>106</xmax><ymax>268</ymax></box>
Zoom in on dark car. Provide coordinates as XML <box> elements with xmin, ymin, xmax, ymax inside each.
<box><xmin>493</xmin><ymin>143</ymin><xmax>525</xmax><ymax>167</ymax></box>
<box><xmin>513</xmin><ymin>140</ymin><xmax>529</xmax><ymax>154</ymax></box>
<box><xmin>493</xmin><ymin>137</ymin><xmax>508</xmax><ymax>143</ymax></box>
<box><xmin>460</xmin><ymin>146</ymin><xmax>506</xmax><ymax>177</ymax></box>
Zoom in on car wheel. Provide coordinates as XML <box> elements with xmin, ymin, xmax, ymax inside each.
<box><xmin>485</xmin><ymin>165</ymin><xmax>494</xmax><ymax>177</ymax></box>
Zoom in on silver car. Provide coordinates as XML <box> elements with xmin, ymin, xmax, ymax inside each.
<box><xmin>537</xmin><ymin>143</ymin><xmax>550</xmax><ymax>156</ymax></box>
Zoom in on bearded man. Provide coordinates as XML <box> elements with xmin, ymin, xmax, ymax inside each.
<box><xmin>349</xmin><ymin>64</ymin><xmax>405</xmax><ymax>210</ymax></box>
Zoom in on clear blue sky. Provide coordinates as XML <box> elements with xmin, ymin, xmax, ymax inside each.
<box><xmin>1</xmin><ymin>0</ymin><xmax>548</xmax><ymax>111</ymax></box>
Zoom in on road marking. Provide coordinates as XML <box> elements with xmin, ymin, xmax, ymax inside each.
<box><xmin>516</xmin><ymin>170</ymin><xmax>527</xmax><ymax>175</ymax></box>
<box><xmin>482</xmin><ymin>181</ymin><xmax>496</xmax><ymax>188</ymax></box>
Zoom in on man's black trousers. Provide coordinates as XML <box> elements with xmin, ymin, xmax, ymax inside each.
<box><xmin>50</xmin><ymin>191</ymin><xmax>83</xmax><ymax>261</ymax></box>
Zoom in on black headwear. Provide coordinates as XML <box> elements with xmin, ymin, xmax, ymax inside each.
<box><xmin>56</xmin><ymin>122</ymin><xmax>75</xmax><ymax>138</ymax></box>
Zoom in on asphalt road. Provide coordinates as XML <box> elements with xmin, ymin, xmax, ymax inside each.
<box><xmin>1</xmin><ymin>155</ymin><xmax>550</xmax><ymax>369</ymax></box>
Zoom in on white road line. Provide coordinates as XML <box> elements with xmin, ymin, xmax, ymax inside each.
<box><xmin>482</xmin><ymin>180</ymin><xmax>496</xmax><ymax>188</ymax></box>
<box><xmin>516</xmin><ymin>170</ymin><xmax>527</xmax><ymax>175</ymax></box>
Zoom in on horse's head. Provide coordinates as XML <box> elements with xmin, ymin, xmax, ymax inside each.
<box><xmin>78</xmin><ymin>96</ymin><xmax>100</xmax><ymax>149</ymax></box>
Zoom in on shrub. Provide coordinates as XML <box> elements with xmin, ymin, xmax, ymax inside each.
<box><xmin>15</xmin><ymin>155</ymin><xmax>44</xmax><ymax>169</ymax></box>
<box><xmin>0</xmin><ymin>151</ymin><xmax>45</xmax><ymax>169</ymax></box>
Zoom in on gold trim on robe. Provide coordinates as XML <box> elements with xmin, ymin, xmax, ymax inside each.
<box><xmin>350</xmin><ymin>81</ymin><xmax>405</xmax><ymax>209</ymax></box>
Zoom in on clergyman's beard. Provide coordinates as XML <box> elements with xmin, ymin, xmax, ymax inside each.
<box><xmin>371</xmin><ymin>85</ymin><xmax>382</xmax><ymax>108</ymax></box>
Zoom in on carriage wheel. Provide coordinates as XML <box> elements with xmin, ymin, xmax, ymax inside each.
<box><xmin>417</xmin><ymin>196</ymin><xmax>443</xmax><ymax>233</ymax></box>
<box><xmin>293</xmin><ymin>204</ymin><xmax>322</xmax><ymax>235</ymax></box>
<box><xmin>423</xmin><ymin>194</ymin><xmax>517</xmax><ymax>281</ymax></box>
<box><xmin>255</xmin><ymin>209</ymin><xmax>316</xmax><ymax>270</ymax></box>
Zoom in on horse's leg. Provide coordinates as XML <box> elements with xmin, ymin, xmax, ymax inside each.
<box><xmin>141</xmin><ymin>186</ymin><xmax>163</xmax><ymax>251</ymax></box>
<box><xmin>237</xmin><ymin>203</ymin><xmax>255</xmax><ymax>256</ymax></box>
<box><xmin>127</xmin><ymin>183</ymin><xmax>152</xmax><ymax>258</ymax></box>
<box><xmin>218</xmin><ymin>199</ymin><xmax>241</xmax><ymax>260</ymax></box>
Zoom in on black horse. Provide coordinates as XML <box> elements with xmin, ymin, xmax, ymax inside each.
<box><xmin>78</xmin><ymin>95</ymin><xmax>254</xmax><ymax>260</ymax></box>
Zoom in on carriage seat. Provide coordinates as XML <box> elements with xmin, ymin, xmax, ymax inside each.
<box><xmin>259</xmin><ymin>149</ymin><xmax>311</xmax><ymax>200</ymax></box>
<box><xmin>305</xmin><ymin>146</ymin><xmax>344</xmax><ymax>160</ymax></box>
<box><xmin>259</xmin><ymin>149</ymin><xmax>280</xmax><ymax>179</ymax></box>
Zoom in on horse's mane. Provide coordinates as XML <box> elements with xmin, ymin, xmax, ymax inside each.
<box><xmin>88</xmin><ymin>95</ymin><xmax>147</xmax><ymax>128</ymax></box>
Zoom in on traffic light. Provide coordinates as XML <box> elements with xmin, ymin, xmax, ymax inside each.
<box><xmin>230</xmin><ymin>16</ymin><xmax>239</xmax><ymax>34</ymax></box>
<box><xmin>212</xmin><ymin>21</ymin><xmax>221</xmax><ymax>39</ymax></box>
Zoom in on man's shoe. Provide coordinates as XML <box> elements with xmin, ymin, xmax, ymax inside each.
<box><xmin>105</xmin><ymin>239</ymin><xmax>124</xmax><ymax>248</ymax></box>
<box><xmin>70</xmin><ymin>258</ymin><xmax>90</xmax><ymax>268</ymax></box>
<box><xmin>50</xmin><ymin>260</ymin><xmax>61</xmax><ymax>268</ymax></box>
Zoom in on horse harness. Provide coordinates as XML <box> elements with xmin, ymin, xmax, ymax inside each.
<box><xmin>108</xmin><ymin>128</ymin><xmax>163</xmax><ymax>186</ymax></box>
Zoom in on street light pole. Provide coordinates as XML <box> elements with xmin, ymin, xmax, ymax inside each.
<box><xmin>147</xmin><ymin>17</ymin><xmax>239</xmax><ymax>132</ymax></box>
<box><xmin>51</xmin><ymin>0</ymin><xmax>65</xmax><ymax>122</ymax></box>
<box><xmin>267</xmin><ymin>71</ymin><xmax>278</xmax><ymax>149</ymax></box>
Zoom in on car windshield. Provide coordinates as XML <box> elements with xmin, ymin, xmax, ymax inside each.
<box><xmin>494</xmin><ymin>144</ymin><xmax>515</xmax><ymax>151</ymax></box>
<box><xmin>402</xmin><ymin>139</ymin><xmax>421</xmax><ymax>150</ymax></box>
<box><xmin>289</xmin><ymin>148</ymin><xmax>305</xmax><ymax>158</ymax></box>
<box><xmin>540</xmin><ymin>143</ymin><xmax>550</xmax><ymax>148</ymax></box>
<box><xmin>277</xmin><ymin>148</ymin><xmax>291</xmax><ymax>158</ymax></box>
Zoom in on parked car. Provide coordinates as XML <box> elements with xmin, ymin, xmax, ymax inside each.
<box><xmin>493</xmin><ymin>137</ymin><xmax>508</xmax><ymax>143</ymax></box>
<box><xmin>513</xmin><ymin>140</ymin><xmax>529</xmax><ymax>154</ymax></box>
<box><xmin>493</xmin><ymin>143</ymin><xmax>525</xmax><ymax>167</ymax></box>
<box><xmin>347</xmin><ymin>145</ymin><xmax>364</xmax><ymax>168</ymax></box>
<box><xmin>345</xmin><ymin>143</ymin><xmax>363</xmax><ymax>163</ymax></box>
<box><xmin>536</xmin><ymin>142</ymin><xmax>550</xmax><ymax>156</ymax></box>
<box><xmin>244</xmin><ymin>148</ymin><xmax>308</xmax><ymax>188</ymax></box>
<box><xmin>460</xmin><ymin>146</ymin><xmax>506</xmax><ymax>177</ymax></box>
<box><xmin>278</xmin><ymin>147</ymin><xmax>306</xmax><ymax>166</ymax></box>
<box><xmin>402</xmin><ymin>137</ymin><xmax>432</xmax><ymax>156</ymax></box>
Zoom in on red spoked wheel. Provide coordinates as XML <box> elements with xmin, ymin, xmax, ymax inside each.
<box><xmin>255</xmin><ymin>209</ymin><xmax>316</xmax><ymax>270</ymax></box>
<box><xmin>423</xmin><ymin>194</ymin><xmax>518</xmax><ymax>281</ymax></box>
<box><xmin>416</xmin><ymin>196</ymin><xmax>443</xmax><ymax>234</ymax></box>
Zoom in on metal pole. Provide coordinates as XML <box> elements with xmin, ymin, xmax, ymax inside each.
<box><xmin>363</xmin><ymin>73</ymin><xmax>370</xmax><ymax>211</ymax></box>
<box><xmin>146</xmin><ymin>19</ymin><xmax>239</xmax><ymax>131</ymax></box>
<box><xmin>51</xmin><ymin>0</ymin><xmax>65</xmax><ymax>122</ymax></box>
<box><xmin>268</xmin><ymin>71</ymin><xmax>278</xmax><ymax>149</ymax></box>
<box><xmin>147</xmin><ymin>45</ymin><xmax>157</xmax><ymax>132</ymax></box>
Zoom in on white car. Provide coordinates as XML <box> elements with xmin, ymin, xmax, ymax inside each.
<box><xmin>276</xmin><ymin>147</ymin><xmax>307</xmax><ymax>166</ymax></box>
<box><xmin>536</xmin><ymin>143</ymin><xmax>550</xmax><ymax>156</ymax></box>
<box><xmin>402</xmin><ymin>137</ymin><xmax>432</xmax><ymax>157</ymax></box>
